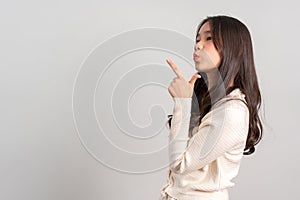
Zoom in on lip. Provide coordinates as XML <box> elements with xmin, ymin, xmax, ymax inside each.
<box><xmin>193</xmin><ymin>53</ymin><xmax>199</xmax><ymax>62</ymax></box>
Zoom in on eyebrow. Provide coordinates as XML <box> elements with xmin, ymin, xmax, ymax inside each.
<box><xmin>196</xmin><ymin>30</ymin><xmax>212</xmax><ymax>39</ymax></box>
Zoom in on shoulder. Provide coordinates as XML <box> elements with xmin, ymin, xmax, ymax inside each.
<box><xmin>201</xmin><ymin>88</ymin><xmax>249</xmax><ymax>125</ymax></box>
<box><xmin>214</xmin><ymin>89</ymin><xmax>250</xmax><ymax>130</ymax></box>
<box><xmin>213</xmin><ymin>88</ymin><xmax>248</xmax><ymax>112</ymax></box>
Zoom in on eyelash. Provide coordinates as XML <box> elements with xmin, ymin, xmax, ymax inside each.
<box><xmin>196</xmin><ymin>37</ymin><xmax>212</xmax><ymax>43</ymax></box>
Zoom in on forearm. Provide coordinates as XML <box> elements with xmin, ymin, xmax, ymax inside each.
<box><xmin>169</xmin><ymin>98</ymin><xmax>192</xmax><ymax>168</ymax></box>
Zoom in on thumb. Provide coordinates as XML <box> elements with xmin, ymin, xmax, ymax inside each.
<box><xmin>189</xmin><ymin>74</ymin><xmax>201</xmax><ymax>87</ymax></box>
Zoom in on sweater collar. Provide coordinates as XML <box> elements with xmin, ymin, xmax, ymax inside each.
<box><xmin>227</xmin><ymin>88</ymin><xmax>246</xmax><ymax>99</ymax></box>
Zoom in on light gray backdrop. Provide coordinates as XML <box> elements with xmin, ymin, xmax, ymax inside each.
<box><xmin>1</xmin><ymin>0</ymin><xmax>299</xmax><ymax>199</ymax></box>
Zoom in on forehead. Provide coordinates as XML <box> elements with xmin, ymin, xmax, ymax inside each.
<box><xmin>197</xmin><ymin>22</ymin><xmax>211</xmax><ymax>36</ymax></box>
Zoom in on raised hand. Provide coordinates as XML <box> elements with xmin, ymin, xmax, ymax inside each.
<box><xmin>166</xmin><ymin>58</ymin><xmax>201</xmax><ymax>98</ymax></box>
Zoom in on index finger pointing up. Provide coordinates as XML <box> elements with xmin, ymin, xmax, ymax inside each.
<box><xmin>166</xmin><ymin>58</ymin><xmax>184</xmax><ymax>79</ymax></box>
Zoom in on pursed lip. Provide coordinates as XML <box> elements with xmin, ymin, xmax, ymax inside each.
<box><xmin>193</xmin><ymin>53</ymin><xmax>199</xmax><ymax>61</ymax></box>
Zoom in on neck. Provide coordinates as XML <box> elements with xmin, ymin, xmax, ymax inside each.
<box><xmin>206</xmin><ymin>69</ymin><xmax>219</xmax><ymax>91</ymax></box>
<box><xmin>206</xmin><ymin>69</ymin><xmax>234</xmax><ymax>91</ymax></box>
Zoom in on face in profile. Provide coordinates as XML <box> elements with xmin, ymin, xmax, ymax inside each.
<box><xmin>193</xmin><ymin>21</ymin><xmax>221</xmax><ymax>73</ymax></box>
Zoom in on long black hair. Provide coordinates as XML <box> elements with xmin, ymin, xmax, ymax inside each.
<box><xmin>167</xmin><ymin>15</ymin><xmax>263</xmax><ymax>155</ymax></box>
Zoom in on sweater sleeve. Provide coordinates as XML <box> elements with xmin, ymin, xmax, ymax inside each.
<box><xmin>168</xmin><ymin>98</ymin><xmax>192</xmax><ymax>167</ymax></box>
<box><xmin>168</xmin><ymin>98</ymin><xmax>249</xmax><ymax>174</ymax></box>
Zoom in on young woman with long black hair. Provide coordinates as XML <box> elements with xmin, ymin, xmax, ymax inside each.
<box><xmin>159</xmin><ymin>15</ymin><xmax>263</xmax><ymax>200</ymax></box>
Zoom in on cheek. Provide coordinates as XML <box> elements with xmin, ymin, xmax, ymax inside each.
<box><xmin>194</xmin><ymin>44</ymin><xmax>222</xmax><ymax>72</ymax></box>
<box><xmin>207</xmin><ymin>44</ymin><xmax>221</xmax><ymax>66</ymax></box>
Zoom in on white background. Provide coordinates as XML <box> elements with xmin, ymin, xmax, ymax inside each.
<box><xmin>1</xmin><ymin>0</ymin><xmax>299</xmax><ymax>199</ymax></box>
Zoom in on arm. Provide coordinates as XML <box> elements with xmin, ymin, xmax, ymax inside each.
<box><xmin>168</xmin><ymin>98</ymin><xmax>192</xmax><ymax>166</ymax></box>
<box><xmin>168</xmin><ymin>98</ymin><xmax>249</xmax><ymax>174</ymax></box>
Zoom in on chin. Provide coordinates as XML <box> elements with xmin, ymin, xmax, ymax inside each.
<box><xmin>195</xmin><ymin>63</ymin><xmax>208</xmax><ymax>72</ymax></box>
<box><xmin>195</xmin><ymin>63</ymin><xmax>218</xmax><ymax>73</ymax></box>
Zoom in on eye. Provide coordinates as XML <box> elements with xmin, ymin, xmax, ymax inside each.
<box><xmin>206</xmin><ymin>36</ymin><xmax>212</xmax><ymax>41</ymax></box>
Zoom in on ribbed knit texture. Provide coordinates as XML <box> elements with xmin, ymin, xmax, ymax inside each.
<box><xmin>160</xmin><ymin>88</ymin><xmax>249</xmax><ymax>200</ymax></box>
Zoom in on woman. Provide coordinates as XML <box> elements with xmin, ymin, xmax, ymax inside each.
<box><xmin>159</xmin><ymin>15</ymin><xmax>263</xmax><ymax>200</ymax></box>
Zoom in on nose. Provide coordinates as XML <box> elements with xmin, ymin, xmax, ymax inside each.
<box><xmin>194</xmin><ymin>42</ymin><xmax>203</xmax><ymax>51</ymax></box>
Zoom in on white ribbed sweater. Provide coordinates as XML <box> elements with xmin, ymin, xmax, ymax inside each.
<box><xmin>161</xmin><ymin>88</ymin><xmax>249</xmax><ymax>200</ymax></box>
